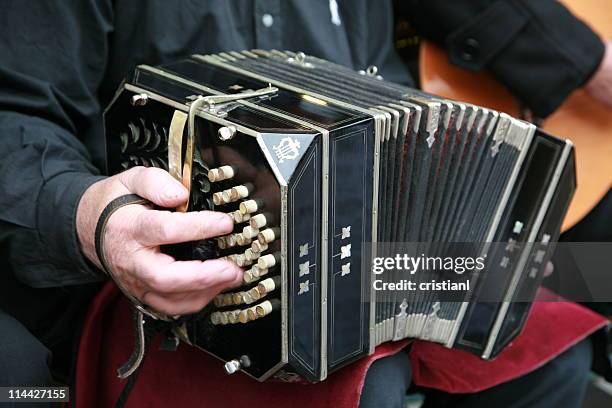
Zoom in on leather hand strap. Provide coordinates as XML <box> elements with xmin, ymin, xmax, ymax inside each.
<box><xmin>95</xmin><ymin>193</ymin><xmax>147</xmax><ymax>274</ymax></box>
<box><xmin>95</xmin><ymin>194</ymin><xmax>180</xmax><ymax>386</ymax></box>
<box><xmin>94</xmin><ymin>193</ymin><xmax>171</xmax><ymax>322</ymax></box>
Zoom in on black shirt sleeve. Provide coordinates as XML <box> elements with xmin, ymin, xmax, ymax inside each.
<box><xmin>0</xmin><ymin>1</ymin><xmax>111</xmax><ymax>287</ymax></box>
<box><xmin>398</xmin><ymin>0</ymin><xmax>605</xmax><ymax>117</ymax></box>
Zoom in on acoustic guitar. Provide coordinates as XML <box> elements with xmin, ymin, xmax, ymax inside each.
<box><xmin>419</xmin><ymin>0</ymin><xmax>612</xmax><ymax>231</ymax></box>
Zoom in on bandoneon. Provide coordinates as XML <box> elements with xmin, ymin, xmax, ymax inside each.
<box><xmin>104</xmin><ymin>50</ymin><xmax>575</xmax><ymax>382</ymax></box>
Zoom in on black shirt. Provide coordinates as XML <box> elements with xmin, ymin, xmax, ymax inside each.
<box><xmin>0</xmin><ymin>0</ymin><xmax>604</xmax><ymax>290</ymax></box>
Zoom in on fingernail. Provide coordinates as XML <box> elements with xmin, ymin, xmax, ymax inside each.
<box><xmin>163</xmin><ymin>184</ymin><xmax>186</xmax><ymax>200</ymax></box>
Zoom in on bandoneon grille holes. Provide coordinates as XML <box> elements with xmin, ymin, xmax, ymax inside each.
<box><xmin>104</xmin><ymin>50</ymin><xmax>575</xmax><ymax>382</ymax></box>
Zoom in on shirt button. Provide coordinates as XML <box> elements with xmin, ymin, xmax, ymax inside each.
<box><xmin>461</xmin><ymin>38</ymin><xmax>480</xmax><ymax>62</ymax></box>
<box><xmin>262</xmin><ymin>13</ymin><xmax>274</xmax><ymax>28</ymax></box>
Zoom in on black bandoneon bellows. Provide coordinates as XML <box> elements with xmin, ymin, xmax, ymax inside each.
<box><xmin>104</xmin><ymin>50</ymin><xmax>575</xmax><ymax>382</ymax></box>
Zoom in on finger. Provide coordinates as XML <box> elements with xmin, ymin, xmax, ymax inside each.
<box><xmin>119</xmin><ymin>166</ymin><xmax>189</xmax><ymax>208</ymax></box>
<box><xmin>142</xmin><ymin>291</ymin><xmax>216</xmax><ymax>316</ymax></box>
<box><xmin>134</xmin><ymin>209</ymin><xmax>234</xmax><ymax>246</ymax></box>
<box><xmin>142</xmin><ymin>273</ymin><xmax>243</xmax><ymax>315</ymax></box>
<box><xmin>136</xmin><ymin>253</ymin><xmax>243</xmax><ymax>294</ymax></box>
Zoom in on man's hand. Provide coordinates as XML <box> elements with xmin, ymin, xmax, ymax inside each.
<box><xmin>585</xmin><ymin>40</ymin><xmax>612</xmax><ymax>109</ymax></box>
<box><xmin>76</xmin><ymin>166</ymin><xmax>243</xmax><ymax>316</ymax></box>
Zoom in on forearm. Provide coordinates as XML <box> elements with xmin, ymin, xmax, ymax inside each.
<box><xmin>0</xmin><ymin>1</ymin><xmax>118</xmax><ymax>286</ymax></box>
<box><xmin>0</xmin><ymin>111</ymin><xmax>106</xmax><ymax>287</ymax></box>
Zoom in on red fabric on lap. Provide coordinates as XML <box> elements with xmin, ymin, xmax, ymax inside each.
<box><xmin>409</xmin><ymin>298</ymin><xmax>607</xmax><ymax>393</ymax></box>
<box><xmin>74</xmin><ymin>284</ymin><xmax>408</xmax><ymax>408</ymax></box>
<box><xmin>74</xmin><ymin>284</ymin><xmax>607</xmax><ymax>407</ymax></box>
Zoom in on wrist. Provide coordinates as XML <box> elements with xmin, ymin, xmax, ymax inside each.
<box><xmin>76</xmin><ymin>178</ymin><xmax>106</xmax><ymax>269</ymax></box>
<box><xmin>76</xmin><ymin>175</ymin><xmax>132</xmax><ymax>269</ymax></box>
<box><xmin>584</xmin><ymin>40</ymin><xmax>612</xmax><ymax>109</ymax></box>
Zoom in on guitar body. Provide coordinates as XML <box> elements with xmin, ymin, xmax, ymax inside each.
<box><xmin>420</xmin><ymin>0</ymin><xmax>612</xmax><ymax>231</ymax></box>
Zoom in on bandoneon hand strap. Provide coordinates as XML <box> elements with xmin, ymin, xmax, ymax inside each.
<box><xmin>94</xmin><ymin>193</ymin><xmax>176</xmax><ymax>382</ymax></box>
<box><xmin>95</xmin><ymin>193</ymin><xmax>170</xmax><ymax>322</ymax></box>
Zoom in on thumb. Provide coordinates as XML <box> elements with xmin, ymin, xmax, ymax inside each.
<box><xmin>119</xmin><ymin>166</ymin><xmax>189</xmax><ymax>208</ymax></box>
